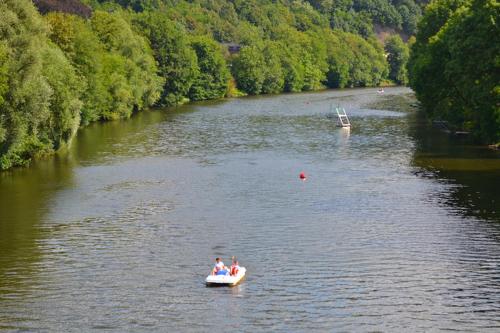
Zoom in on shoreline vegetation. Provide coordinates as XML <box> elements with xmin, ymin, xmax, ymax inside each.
<box><xmin>0</xmin><ymin>0</ymin><xmax>418</xmax><ymax>170</ymax></box>
<box><xmin>408</xmin><ymin>0</ymin><xmax>499</xmax><ymax>145</ymax></box>
<box><xmin>0</xmin><ymin>0</ymin><xmax>497</xmax><ymax>171</ymax></box>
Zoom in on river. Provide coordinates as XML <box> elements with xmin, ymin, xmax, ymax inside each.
<box><xmin>1</xmin><ymin>87</ymin><xmax>499</xmax><ymax>332</ymax></box>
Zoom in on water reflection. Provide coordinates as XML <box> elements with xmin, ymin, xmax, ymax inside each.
<box><xmin>409</xmin><ymin>111</ymin><xmax>500</xmax><ymax>222</ymax></box>
<box><xmin>70</xmin><ymin>109</ymin><xmax>170</xmax><ymax>165</ymax></box>
<box><xmin>0</xmin><ymin>157</ymin><xmax>75</xmax><ymax>297</ymax></box>
<box><xmin>1</xmin><ymin>87</ymin><xmax>499</xmax><ymax>331</ymax></box>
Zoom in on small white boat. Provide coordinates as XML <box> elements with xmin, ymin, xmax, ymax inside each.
<box><xmin>205</xmin><ymin>267</ymin><xmax>246</xmax><ymax>287</ymax></box>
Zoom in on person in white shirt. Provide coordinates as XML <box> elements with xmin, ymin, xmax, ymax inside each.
<box><xmin>212</xmin><ymin>257</ymin><xmax>228</xmax><ymax>275</ymax></box>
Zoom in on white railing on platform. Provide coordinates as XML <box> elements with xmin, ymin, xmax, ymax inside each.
<box><xmin>334</xmin><ymin>106</ymin><xmax>351</xmax><ymax>128</ymax></box>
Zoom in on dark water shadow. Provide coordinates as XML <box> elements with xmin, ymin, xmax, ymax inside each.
<box><xmin>409</xmin><ymin>111</ymin><xmax>500</xmax><ymax>223</ymax></box>
<box><xmin>0</xmin><ymin>156</ymin><xmax>75</xmax><ymax>297</ymax></box>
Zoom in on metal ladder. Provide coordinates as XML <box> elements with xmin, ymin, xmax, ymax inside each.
<box><xmin>335</xmin><ymin>106</ymin><xmax>351</xmax><ymax>127</ymax></box>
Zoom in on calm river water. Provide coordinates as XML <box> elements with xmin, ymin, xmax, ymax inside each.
<box><xmin>1</xmin><ymin>87</ymin><xmax>500</xmax><ymax>332</ymax></box>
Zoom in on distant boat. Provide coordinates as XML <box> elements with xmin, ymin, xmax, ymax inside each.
<box><xmin>377</xmin><ymin>88</ymin><xmax>385</xmax><ymax>94</ymax></box>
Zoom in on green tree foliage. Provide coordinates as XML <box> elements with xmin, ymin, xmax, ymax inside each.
<box><xmin>353</xmin><ymin>0</ymin><xmax>403</xmax><ymax>28</ymax></box>
<box><xmin>0</xmin><ymin>44</ymin><xmax>8</xmax><ymax>110</ymax></box>
<box><xmin>326</xmin><ymin>32</ymin><xmax>388</xmax><ymax>88</ymax></box>
<box><xmin>40</xmin><ymin>44</ymin><xmax>83</xmax><ymax>149</ymax></box>
<box><xmin>394</xmin><ymin>0</ymin><xmax>422</xmax><ymax>35</ymax></box>
<box><xmin>188</xmin><ymin>36</ymin><xmax>230</xmax><ymax>101</ymax></box>
<box><xmin>268</xmin><ymin>26</ymin><xmax>329</xmax><ymax>92</ymax></box>
<box><xmin>325</xmin><ymin>33</ymin><xmax>352</xmax><ymax>88</ymax></box>
<box><xmin>90</xmin><ymin>10</ymin><xmax>163</xmax><ymax>115</ymax></box>
<box><xmin>46</xmin><ymin>12</ymin><xmax>109</xmax><ymax>123</ymax></box>
<box><xmin>2</xmin><ymin>0</ymin><xmax>415</xmax><ymax>170</ymax></box>
<box><xmin>385</xmin><ymin>34</ymin><xmax>409</xmax><ymax>84</ymax></box>
<box><xmin>307</xmin><ymin>0</ymin><xmax>421</xmax><ymax>35</ymax></box>
<box><xmin>47</xmin><ymin>13</ymin><xmax>100</xmax><ymax>123</ymax></box>
<box><xmin>231</xmin><ymin>41</ymin><xmax>285</xmax><ymax>95</ymax></box>
<box><xmin>47</xmin><ymin>10</ymin><xmax>163</xmax><ymax>122</ymax></box>
<box><xmin>408</xmin><ymin>0</ymin><xmax>500</xmax><ymax>143</ymax></box>
<box><xmin>290</xmin><ymin>1</ymin><xmax>329</xmax><ymax>31</ymax></box>
<box><xmin>408</xmin><ymin>0</ymin><xmax>465</xmax><ymax>118</ymax></box>
<box><xmin>133</xmin><ymin>12</ymin><xmax>199</xmax><ymax>105</ymax></box>
<box><xmin>330</xmin><ymin>9</ymin><xmax>375</xmax><ymax>38</ymax></box>
<box><xmin>232</xmin><ymin>45</ymin><xmax>265</xmax><ymax>95</ymax></box>
<box><xmin>0</xmin><ymin>0</ymin><xmax>69</xmax><ymax>169</ymax></box>
<box><xmin>0</xmin><ymin>1</ymin><xmax>164</xmax><ymax>169</ymax></box>
<box><xmin>89</xmin><ymin>0</ymin><xmax>406</xmax><ymax>97</ymax></box>
<box><xmin>261</xmin><ymin>42</ymin><xmax>285</xmax><ymax>94</ymax></box>
<box><xmin>83</xmin><ymin>0</ymin><xmax>161</xmax><ymax>11</ymax></box>
<box><xmin>0</xmin><ymin>44</ymin><xmax>10</xmax><ymax>145</ymax></box>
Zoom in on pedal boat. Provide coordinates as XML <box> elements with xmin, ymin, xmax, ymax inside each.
<box><xmin>205</xmin><ymin>267</ymin><xmax>246</xmax><ymax>287</ymax></box>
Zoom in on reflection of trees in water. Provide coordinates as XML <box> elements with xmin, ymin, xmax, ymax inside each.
<box><xmin>0</xmin><ymin>106</ymin><xmax>192</xmax><ymax>299</ymax></box>
<box><xmin>438</xmin><ymin>170</ymin><xmax>500</xmax><ymax>222</ymax></box>
<box><xmin>0</xmin><ymin>157</ymin><xmax>74</xmax><ymax>297</ymax></box>
<box><xmin>71</xmin><ymin>109</ymin><xmax>167</xmax><ymax>163</ymax></box>
<box><xmin>409</xmin><ymin>111</ymin><xmax>500</xmax><ymax>222</ymax></box>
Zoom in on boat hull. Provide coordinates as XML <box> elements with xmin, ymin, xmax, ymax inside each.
<box><xmin>205</xmin><ymin>267</ymin><xmax>246</xmax><ymax>287</ymax></box>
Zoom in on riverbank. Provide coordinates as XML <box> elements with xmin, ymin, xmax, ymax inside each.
<box><xmin>367</xmin><ymin>93</ymin><xmax>500</xmax><ymax>151</ymax></box>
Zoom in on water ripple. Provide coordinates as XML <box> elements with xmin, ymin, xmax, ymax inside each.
<box><xmin>1</xmin><ymin>88</ymin><xmax>500</xmax><ymax>332</ymax></box>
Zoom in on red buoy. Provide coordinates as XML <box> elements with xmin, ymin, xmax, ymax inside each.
<box><xmin>299</xmin><ymin>171</ymin><xmax>307</xmax><ymax>180</ymax></box>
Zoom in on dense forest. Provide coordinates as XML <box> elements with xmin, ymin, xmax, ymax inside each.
<box><xmin>408</xmin><ymin>0</ymin><xmax>499</xmax><ymax>144</ymax></box>
<box><xmin>3</xmin><ymin>0</ymin><xmax>498</xmax><ymax>170</ymax></box>
<box><xmin>0</xmin><ymin>0</ymin><xmax>419</xmax><ymax>170</ymax></box>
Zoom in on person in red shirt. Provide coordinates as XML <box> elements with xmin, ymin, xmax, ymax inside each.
<box><xmin>230</xmin><ymin>256</ymin><xmax>240</xmax><ymax>276</ymax></box>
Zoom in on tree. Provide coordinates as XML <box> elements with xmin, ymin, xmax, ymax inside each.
<box><xmin>41</xmin><ymin>44</ymin><xmax>83</xmax><ymax>149</ymax></box>
<box><xmin>46</xmin><ymin>10</ymin><xmax>163</xmax><ymax>122</ymax></box>
<box><xmin>46</xmin><ymin>12</ymin><xmax>109</xmax><ymax>124</ymax></box>
<box><xmin>353</xmin><ymin>0</ymin><xmax>403</xmax><ymax>28</ymax></box>
<box><xmin>188</xmin><ymin>36</ymin><xmax>230</xmax><ymax>100</ymax></box>
<box><xmin>0</xmin><ymin>0</ymin><xmax>56</xmax><ymax>169</ymax></box>
<box><xmin>330</xmin><ymin>9</ymin><xmax>374</xmax><ymax>38</ymax></box>
<box><xmin>440</xmin><ymin>0</ymin><xmax>499</xmax><ymax>142</ymax></box>
<box><xmin>408</xmin><ymin>0</ymin><xmax>500</xmax><ymax>143</ymax></box>
<box><xmin>90</xmin><ymin>10</ymin><xmax>163</xmax><ymax>117</ymax></box>
<box><xmin>261</xmin><ymin>41</ymin><xmax>285</xmax><ymax>94</ymax></box>
<box><xmin>325</xmin><ymin>32</ymin><xmax>387</xmax><ymax>88</ymax></box>
<box><xmin>0</xmin><ymin>43</ymin><xmax>9</xmax><ymax>146</ymax></box>
<box><xmin>394</xmin><ymin>0</ymin><xmax>422</xmax><ymax>35</ymax></box>
<box><xmin>325</xmin><ymin>32</ymin><xmax>352</xmax><ymax>88</ymax></box>
<box><xmin>0</xmin><ymin>44</ymin><xmax>8</xmax><ymax>110</ymax></box>
<box><xmin>232</xmin><ymin>45</ymin><xmax>265</xmax><ymax>94</ymax></box>
<box><xmin>133</xmin><ymin>12</ymin><xmax>199</xmax><ymax>105</ymax></box>
<box><xmin>385</xmin><ymin>35</ymin><xmax>409</xmax><ymax>85</ymax></box>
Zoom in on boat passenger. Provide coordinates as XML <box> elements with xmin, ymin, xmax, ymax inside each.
<box><xmin>212</xmin><ymin>257</ymin><xmax>228</xmax><ymax>275</ymax></box>
<box><xmin>230</xmin><ymin>257</ymin><xmax>240</xmax><ymax>276</ymax></box>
